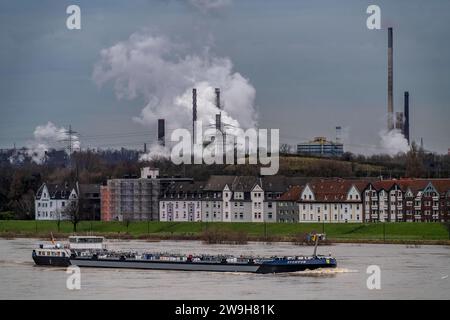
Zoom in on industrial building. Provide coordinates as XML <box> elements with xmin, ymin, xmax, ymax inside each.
<box><xmin>297</xmin><ymin>137</ymin><xmax>344</xmax><ymax>157</ymax></box>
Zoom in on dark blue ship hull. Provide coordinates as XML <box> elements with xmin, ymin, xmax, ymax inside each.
<box><xmin>257</xmin><ymin>257</ymin><xmax>337</xmax><ymax>274</ymax></box>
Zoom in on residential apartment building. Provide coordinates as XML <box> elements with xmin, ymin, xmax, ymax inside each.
<box><xmin>159</xmin><ymin>181</ymin><xmax>204</xmax><ymax>222</ymax></box>
<box><xmin>158</xmin><ymin>175</ymin><xmax>308</xmax><ymax>223</ymax></box>
<box><xmin>363</xmin><ymin>179</ymin><xmax>450</xmax><ymax>222</ymax></box>
<box><xmin>277</xmin><ymin>185</ymin><xmax>302</xmax><ymax>223</ymax></box>
<box><xmin>298</xmin><ymin>179</ymin><xmax>367</xmax><ymax>223</ymax></box>
<box><xmin>100</xmin><ymin>168</ymin><xmax>160</xmax><ymax>221</ymax></box>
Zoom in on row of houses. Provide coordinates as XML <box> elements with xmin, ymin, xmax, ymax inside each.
<box><xmin>159</xmin><ymin>176</ymin><xmax>450</xmax><ymax>223</ymax></box>
<box><xmin>34</xmin><ymin>168</ymin><xmax>450</xmax><ymax>223</ymax></box>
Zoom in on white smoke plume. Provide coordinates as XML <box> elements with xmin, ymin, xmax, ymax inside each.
<box><xmin>11</xmin><ymin>122</ymin><xmax>80</xmax><ymax>164</ymax></box>
<box><xmin>140</xmin><ymin>143</ymin><xmax>170</xmax><ymax>161</ymax></box>
<box><xmin>379</xmin><ymin>129</ymin><xmax>410</xmax><ymax>156</ymax></box>
<box><xmin>93</xmin><ymin>32</ymin><xmax>258</xmax><ymax>160</ymax></box>
<box><xmin>187</xmin><ymin>0</ymin><xmax>232</xmax><ymax>13</ymax></box>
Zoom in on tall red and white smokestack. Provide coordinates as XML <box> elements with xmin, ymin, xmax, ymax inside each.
<box><xmin>388</xmin><ymin>27</ymin><xmax>394</xmax><ymax>131</ymax></box>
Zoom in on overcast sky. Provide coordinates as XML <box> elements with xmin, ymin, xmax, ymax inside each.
<box><xmin>0</xmin><ymin>0</ymin><xmax>449</xmax><ymax>154</ymax></box>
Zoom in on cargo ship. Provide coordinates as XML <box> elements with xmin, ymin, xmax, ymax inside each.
<box><xmin>32</xmin><ymin>234</ymin><xmax>336</xmax><ymax>274</ymax></box>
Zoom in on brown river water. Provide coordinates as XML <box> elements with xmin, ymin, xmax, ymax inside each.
<box><xmin>0</xmin><ymin>238</ymin><xmax>448</xmax><ymax>299</ymax></box>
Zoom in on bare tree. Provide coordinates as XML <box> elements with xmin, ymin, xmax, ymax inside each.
<box><xmin>64</xmin><ymin>198</ymin><xmax>81</xmax><ymax>233</ymax></box>
<box><xmin>405</xmin><ymin>141</ymin><xmax>425</xmax><ymax>178</ymax></box>
<box><xmin>12</xmin><ymin>190</ymin><xmax>35</xmax><ymax>220</ymax></box>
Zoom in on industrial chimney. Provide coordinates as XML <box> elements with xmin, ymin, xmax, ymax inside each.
<box><xmin>404</xmin><ymin>91</ymin><xmax>410</xmax><ymax>144</ymax></box>
<box><xmin>387</xmin><ymin>27</ymin><xmax>394</xmax><ymax>131</ymax></box>
<box><xmin>215</xmin><ymin>88</ymin><xmax>221</xmax><ymax>110</ymax></box>
<box><xmin>157</xmin><ymin>119</ymin><xmax>165</xmax><ymax>147</ymax></box>
<box><xmin>192</xmin><ymin>88</ymin><xmax>197</xmax><ymax>145</ymax></box>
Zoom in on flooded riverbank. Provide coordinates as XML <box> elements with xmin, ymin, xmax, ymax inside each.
<box><xmin>0</xmin><ymin>238</ymin><xmax>449</xmax><ymax>299</ymax></box>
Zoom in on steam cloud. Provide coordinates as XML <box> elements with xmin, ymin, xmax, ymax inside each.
<box><xmin>93</xmin><ymin>32</ymin><xmax>258</xmax><ymax>160</ymax></box>
<box><xmin>378</xmin><ymin>129</ymin><xmax>410</xmax><ymax>156</ymax></box>
<box><xmin>10</xmin><ymin>122</ymin><xmax>80</xmax><ymax>164</ymax></box>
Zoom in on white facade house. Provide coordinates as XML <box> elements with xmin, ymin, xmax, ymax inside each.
<box><xmin>35</xmin><ymin>182</ymin><xmax>79</xmax><ymax>220</ymax></box>
<box><xmin>298</xmin><ymin>180</ymin><xmax>364</xmax><ymax>223</ymax></box>
<box><xmin>159</xmin><ymin>181</ymin><xmax>204</xmax><ymax>222</ymax></box>
<box><xmin>251</xmin><ymin>184</ymin><xmax>265</xmax><ymax>222</ymax></box>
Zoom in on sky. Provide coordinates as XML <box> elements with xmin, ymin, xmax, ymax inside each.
<box><xmin>0</xmin><ymin>0</ymin><xmax>449</xmax><ymax>155</ymax></box>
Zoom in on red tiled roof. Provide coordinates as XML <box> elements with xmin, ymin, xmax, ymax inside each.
<box><xmin>278</xmin><ymin>185</ymin><xmax>303</xmax><ymax>201</ymax></box>
<box><xmin>428</xmin><ymin>179</ymin><xmax>450</xmax><ymax>194</ymax></box>
<box><xmin>372</xmin><ymin>180</ymin><xmax>398</xmax><ymax>191</ymax></box>
<box><xmin>303</xmin><ymin>178</ymin><xmax>369</xmax><ymax>202</ymax></box>
<box><xmin>394</xmin><ymin>179</ymin><xmax>429</xmax><ymax>193</ymax></box>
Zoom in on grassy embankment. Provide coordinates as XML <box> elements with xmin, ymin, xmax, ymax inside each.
<box><xmin>0</xmin><ymin>220</ymin><xmax>449</xmax><ymax>244</ymax></box>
